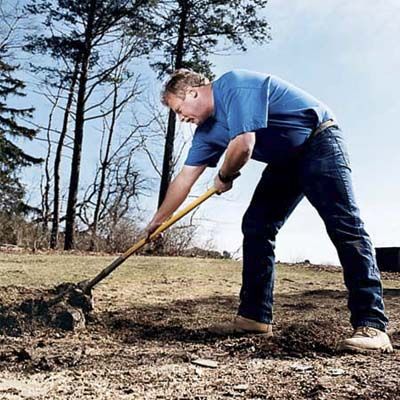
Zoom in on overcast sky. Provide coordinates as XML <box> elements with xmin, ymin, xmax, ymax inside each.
<box><xmin>18</xmin><ymin>0</ymin><xmax>400</xmax><ymax>264</ymax></box>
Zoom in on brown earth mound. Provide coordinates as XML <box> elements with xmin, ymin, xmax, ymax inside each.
<box><xmin>0</xmin><ymin>284</ymin><xmax>93</xmax><ymax>336</ymax></box>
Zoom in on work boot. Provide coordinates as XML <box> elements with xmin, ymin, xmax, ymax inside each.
<box><xmin>337</xmin><ymin>326</ymin><xmax>393</xmax><ymax>353</ymax></box>
<box><xmin>208</xmin><ymin>315</ymin><xmax>273</xmax><ymax>336</ymax></box>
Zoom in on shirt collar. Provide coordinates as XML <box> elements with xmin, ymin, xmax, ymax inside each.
<box><xmin>196</xmin><ymin>80</ymin><xmax>223</xmax><ymax>131</ymax></box>
<box><xmin>211</xmin><ymin>80</ymin><xmax>224</xmax><ymax>122</ymax></box>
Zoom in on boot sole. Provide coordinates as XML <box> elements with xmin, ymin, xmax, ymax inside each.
<box><xmin>337</xmin><ymin>343</ymin><xmax>394</xmax><ymax>354</ymax></box>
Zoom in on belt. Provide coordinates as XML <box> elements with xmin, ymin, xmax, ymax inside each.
<box><xmin>310</xmin><ymin>119</ymin><xmax>338</xmax><ymax>139</ymax></box>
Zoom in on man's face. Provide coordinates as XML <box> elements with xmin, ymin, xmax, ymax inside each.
<box><xmin>166</xmin><ymin>87</ymin><xmax>211</xmax><ymax>125</ymax></box>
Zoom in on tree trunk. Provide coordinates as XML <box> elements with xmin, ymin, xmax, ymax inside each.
<box><xmin>158</xmin><ymin>109</ymin><xmax>177</xmax><ymax>207</ymax></box>
<box><xmin>90</xmin><ymin>82</ymin><xmax>119</xmax><ymax>250</ymax></box>
<box><xmin>157</xmin><ymin>0</ymin><xmax>188</xmax><ymax>208</ymax></box>
<box><xmin>42</xmin><ymin>95</ymin><xmax>59</xmax><ymax>234</ymax></box>
<box><xmin>64</xmin><ymin>0</ymin><xmax>96</xmax><ymax>250</ymax></box>
<box><xmin>50</xmin><ymin>61</ymin><xmax>79</xmax><ymax>249</ymax></box>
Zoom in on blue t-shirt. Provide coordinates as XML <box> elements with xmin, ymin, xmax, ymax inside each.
<box><xmin>185</xmin><ymin>70</ymin><xmax>336</xmax><ymax>166</ymax></box>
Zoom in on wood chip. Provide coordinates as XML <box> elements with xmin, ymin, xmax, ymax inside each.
<box><xmin>191</xmin><ymin>358</ymin><xmax>218</xmax><ymax>368</ymax></box>
<box><xmin>233</xmin><ymin>384</ymin><xmax>249</xmax><ymax>391</ymax></box>
<box><xmin>327</xmin><ymin>368</ymin><xmax>345</xmax><ymax>376</ymax></box>
<box><xmin>291</xmin><ymin>363</ymin><xmax>313</xmax><ymax>372</ymax></box>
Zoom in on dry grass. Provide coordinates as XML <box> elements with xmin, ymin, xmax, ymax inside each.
<box><xmin>0</xmin><ymin>253</ymin><xmax>352</xmax><ymax>314</ymax></box>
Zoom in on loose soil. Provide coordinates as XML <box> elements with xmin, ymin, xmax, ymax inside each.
<box><xmin>0</xmin><ymin>254</ymin><xmax>400</xmax><ymax>399</ymax></box>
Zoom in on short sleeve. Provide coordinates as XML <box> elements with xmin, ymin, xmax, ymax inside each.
<box><xmin>184</xmin><ymin>120</ymin><xmax>228</xmax><ymax>168</ymax></box>
<box><xmin>184</xmin><ymin>139</ymin><xmax>224</xmax><ymax>168</ymax></box>
<box><xmin>225</xmin><ymin>87</ymin><xmax>269</xmax><ymax>139</ymax></box>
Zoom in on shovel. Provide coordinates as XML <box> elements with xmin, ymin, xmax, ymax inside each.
<box><xmin>48</xmin><ymin>186</ymin><xmax>219</xmax><ymax>307</ymax></box>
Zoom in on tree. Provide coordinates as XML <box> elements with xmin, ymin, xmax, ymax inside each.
<box><xmin>150</xmin><ymin>0</ymin><xmax>271</xmax><ymax>206</ymax></box>
<box><xmin>24</xmin><ymin>0</ymin><xmax>156</xmax><ymax>249</ymax></box>
<box><xmin>76</xmin><ymin>66</ymin><xmax>149</xmax><ymax>251</ymax></box>
<box><xmin>0</xmin><ymin>4</ymin><xmax>42</xmax><ymax>222</ymax></box>
<box><xmin>78</xmin><ymin>147</ymin><xmax>147</xmax><ymax>252</ymax></box>
<box><xmin>50</xmin><ymin>61</ymin><xmax>80</xmax><ymax>248</ymax></box>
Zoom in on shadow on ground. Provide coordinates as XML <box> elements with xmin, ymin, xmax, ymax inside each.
<box><xmin>98</xmin><ymin>289</ymin><xmax>351</xmax><ymax>360</ymax></box>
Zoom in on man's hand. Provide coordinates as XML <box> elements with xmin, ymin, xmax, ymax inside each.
<box><xmin>143</xmin><ymin>219</ymin><xmax>164</xmax><ymax>241</ymax></box>
<box><xmin>214</xmin><ymin>173</ymin><xmax>233</xmax><ymax>193</ymax></box>
<box><xmin>142</xmin><ymin>165</ymin><xmax>206</xmax><ymax>241</ymax></box>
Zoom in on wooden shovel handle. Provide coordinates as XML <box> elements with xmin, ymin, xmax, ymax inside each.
<box><xmin>83</xmin><ymin>187</ymin><xmax>218</xmax><ymax>292</ymax></box>
<box><xmin>124</xmin><ymin>186</ymin><xmax>218</xmax><ymax>257</ymax></box>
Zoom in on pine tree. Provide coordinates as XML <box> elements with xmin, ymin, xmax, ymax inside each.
<box><xmin>0</xmin><ymin>53</ymin><xmax>42</xmax><ymax>216</ymax></box>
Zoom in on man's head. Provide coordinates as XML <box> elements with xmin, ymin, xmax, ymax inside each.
<box><xmin>161</xmin><ymin>69</ymin><xmax>213</xmax><ymax>125</ymax></box>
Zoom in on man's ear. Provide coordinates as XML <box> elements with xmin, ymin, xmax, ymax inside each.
<box><xmin>188</xmin><ymin>88</ymin><xmax>198</xmax><ymax>98</ymax></box>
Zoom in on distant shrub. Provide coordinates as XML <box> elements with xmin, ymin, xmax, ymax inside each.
<box><xmin>0</xmin><ymin>213</ymin><xmax>49</xmax><ymax>250</ymax></box>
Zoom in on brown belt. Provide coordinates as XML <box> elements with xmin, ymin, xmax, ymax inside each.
<box><xmin>310</xmin><ymin>119</ymin><xmax>338</xmax><ymax>138</ymax></box>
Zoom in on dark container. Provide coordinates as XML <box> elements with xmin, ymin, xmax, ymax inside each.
<box><xmin>375</xmin><ymin>247</ymin><xmax>400</xmax><ymax>272</ymax></box>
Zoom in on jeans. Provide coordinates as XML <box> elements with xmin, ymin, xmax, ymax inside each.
<box><xmin>239</xmin><ymin>126</ymin><xmax>388</xmax><ymax>331</ymax></box>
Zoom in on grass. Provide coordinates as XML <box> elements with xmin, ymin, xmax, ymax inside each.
<box><xmin>2</xmin><ymin>253</ymin><xmax>399</xmax><ymax>306</ymax></box>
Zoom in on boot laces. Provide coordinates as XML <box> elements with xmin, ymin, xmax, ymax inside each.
<box><xmin>353</xmin><ymin>326</ymin><xmax>378</xmax><ymax>338</ymax></box>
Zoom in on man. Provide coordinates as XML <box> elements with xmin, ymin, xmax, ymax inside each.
<box><xmin>146</xmin><ymin>69</ymin><xmax>392</xmax><ymax>352</ymax></box>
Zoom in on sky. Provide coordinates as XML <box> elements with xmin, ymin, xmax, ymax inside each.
<box><xmin>15</xmin><ymin>0</ymin><xmax>400</xmax><ymax>264</ymax></box>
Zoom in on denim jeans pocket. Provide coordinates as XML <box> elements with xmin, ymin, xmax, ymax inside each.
<box><xmin>330</xmin><ymin>128</ymin><xmax>351</xmax><ymax>170</ymax></box>
<box><xmin>306</xmin><ymin>127</ymin><xmax>351</xmax><ymax>172</ymax></box>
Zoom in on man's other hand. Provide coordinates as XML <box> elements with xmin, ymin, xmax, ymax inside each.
<box><xmin>214</xmin><ymin>174</ymin><xmax>233</xmax><ymax>194</ymax></box>
<box><xmin>144</xmin><ymin>220</ymin><xmax>163</xmax><ymax>241</ymax></box>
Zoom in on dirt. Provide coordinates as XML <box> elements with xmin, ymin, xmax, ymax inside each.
<box><xmin>0</xmin><ymin>283</ymin><xmax>92</xmax><ymax>336</ymax></box>
<box><xmin>0</xmin><ymin>257</ymin><xmax>400</xmax><ymax>399</ymax></box>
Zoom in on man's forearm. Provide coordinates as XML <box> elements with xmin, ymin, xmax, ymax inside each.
<box><xmin>220</xmin><ymin>132</ymin><xmax>255</xmax><ymax>177</ymax></box>
<box><xmin>150</xmin><ymin>165</ymin><xmax>206</xmax><ymax>225</ymax></box>
<box><xmin>220</xmin><ymin>149</ymin><xmax>250</xmax><ymax>177</ymax></box>
<box><xmin>151</xmin><ymin>175</ymin><xmax>191</xmax><ymax>223</ymax></box>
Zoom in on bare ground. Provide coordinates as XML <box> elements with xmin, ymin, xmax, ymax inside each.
<box><xmin>0</xmin><ymin>254</ymin><xmax>400</xmax><ymax>399</ymax></box>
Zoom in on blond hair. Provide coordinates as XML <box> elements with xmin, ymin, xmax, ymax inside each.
<box><xmin>161</xmin><ymin>69</ymin><xmax>210</xmax><ymax>105</ymax></box>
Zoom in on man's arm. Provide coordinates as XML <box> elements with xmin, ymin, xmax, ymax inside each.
<box><xmin>214</xmin><ymin>131</ymin><xmax>255</xmax><ymax>192</ymax></box>
<box><xmin>146</xmin><ymin>164</ymin><xmax>207</xmax><ymax>235</ymax></box>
